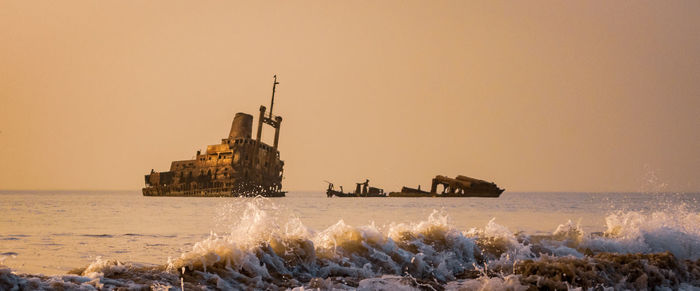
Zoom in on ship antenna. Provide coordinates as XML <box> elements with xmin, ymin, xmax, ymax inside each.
<box><xmin>269</xmin><ymin>75</ymin><xmax>279</xmax><ymax>119</ymax></box>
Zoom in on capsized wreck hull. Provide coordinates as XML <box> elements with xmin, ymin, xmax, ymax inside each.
<box><xmin>388</xmin><ymin>189</ymin><xmax>503</xmax><ymax>198</ymax></box>
<box><xmin>389</xmin><ymin>175</ymin><xmax>505</xmax><ymax>198</ymax></box>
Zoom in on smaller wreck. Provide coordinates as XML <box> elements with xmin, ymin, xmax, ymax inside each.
<box><xmin>389</xmin><ymin>175</ymin><xmax>504</xmax><ymax>197</ymax></box>
<box><xmin>326</xmin><ymin>179</ymin><xmax>386</xmax><ymax>197</ymax></box>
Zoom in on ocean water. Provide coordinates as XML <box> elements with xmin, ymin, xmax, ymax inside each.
<box><xmin>1</xmin><ymin>191</ymin><xmax>699</xmax><ymax>290</ymax></box>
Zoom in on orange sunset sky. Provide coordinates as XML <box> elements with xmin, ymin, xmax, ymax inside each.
<box><xmin>1</xmin><ymin>1</ymin><xmax>698</xmax><ymax>192</ymax></box>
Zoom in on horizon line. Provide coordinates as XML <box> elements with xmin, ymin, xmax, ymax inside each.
<box><xmin>0</xmin><ymin>189</ymin><xmax>698</xmax><ymax>194</ymax></box>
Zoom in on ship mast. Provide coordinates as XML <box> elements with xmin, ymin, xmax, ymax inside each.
<box><xmin>269</xmin><ymin>75</ymin><xmax>279</xmax><ymax>119</ymax></box>
<box><xmin>256</xmin><ymin>75</ymin><xmax>283</xmax><ymax>150</ymax></box>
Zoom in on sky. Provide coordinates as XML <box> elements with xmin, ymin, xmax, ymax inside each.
<box><xmin>0</xmin><ymin>1</ymin><xmax>698</xmax><ymax>192</ymax></box>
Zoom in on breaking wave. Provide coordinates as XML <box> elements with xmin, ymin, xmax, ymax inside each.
<box><xmin>2</xmin><ymin>198</ymin><xmax>699</xmax><ymax>290</ymax></box>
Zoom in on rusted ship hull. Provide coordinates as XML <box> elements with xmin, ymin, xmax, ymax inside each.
<box><xmin>142</xmin><ymin>187</ymin><xmax>286</xmax><ymax>197</ymax></box>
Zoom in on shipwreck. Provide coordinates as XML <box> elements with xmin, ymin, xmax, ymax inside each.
<box><xmin>142</xmin><ymin>76</ymin><xmax>286</xmax><ymax>197</ymax></box>
<box><xmin>388</xmin><ymin>175</ymin><xmax>504</xmax><ymax>197</ymax></box>
<box><xmin>326</xmin><ymin>179</ymin><xmax>386</xmax><ymax>197</ymax></box>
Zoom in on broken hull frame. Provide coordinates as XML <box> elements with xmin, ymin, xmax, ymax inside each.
<box><xmin>388</xmin><ymin>189</ymin><xmax>504</xmax><ymax>198</ymax></box>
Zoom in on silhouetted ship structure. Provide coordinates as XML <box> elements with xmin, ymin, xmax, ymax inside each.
<box><xmin>143</xmin><ymin>76</ymin><xmax>285</xmax><ymax>197</ymax></box>
<box><xmin>326</xmin><ymin>179</ymin><xmax>386</xmax><ymax>197</ymax></box>
<box><xmin>388</xmin><ymin>175</ymin><xmax>504</xmax><ymax>197</ymax></box>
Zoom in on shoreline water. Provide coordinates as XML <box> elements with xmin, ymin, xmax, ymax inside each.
<box><xmin>1</xmin><ymin>192</ymin><xmax>699</xmax><ymax>289</ymax></box>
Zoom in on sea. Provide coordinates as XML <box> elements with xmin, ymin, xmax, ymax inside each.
<box><xmin>1</xmin><ymin>191</ymin><xmax>699</xmax><ymax>290</ymax></box>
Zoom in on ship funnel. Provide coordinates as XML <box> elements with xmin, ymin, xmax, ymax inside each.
<box><xmin>229</xmin><ymin>113</ymin><xmax>253</xmax><ymax>139</ymax></box>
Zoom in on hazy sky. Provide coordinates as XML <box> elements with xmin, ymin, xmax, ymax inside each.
<box><xmin>1</xmin><ymin>1</ymin><xmax>698</xmax><ymax>192</ymax></box>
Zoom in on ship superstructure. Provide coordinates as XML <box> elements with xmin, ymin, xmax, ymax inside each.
<box><xmin>143</xmin><ymin>76</ymin><xmax>285</xmax><ymax>197</ymax></box>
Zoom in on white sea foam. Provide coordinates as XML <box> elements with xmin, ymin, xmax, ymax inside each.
<box><xmin>2</xmin><ymin>197</ymin><xmax>699</xmax><ymax>290</ymax></box>
<box><xmin>444</xmin><ymin>275</ymin><xmax>529</xmax><ymax>291</ymax></box>
<box><xmin>162</xmin><ymin>198</ymin><xmax>699</xmax><ymax>288</ymax></box>
<box><xmin>581</xmin><ymin>208</ymin><xmax>700</xmax><ymax>260</ymax></box>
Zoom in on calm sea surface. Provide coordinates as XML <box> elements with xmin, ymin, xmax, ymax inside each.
<box><xmin>1</xmin><ymin>191</ymin><xmax>697</xmax><ymax>276</ymax></box>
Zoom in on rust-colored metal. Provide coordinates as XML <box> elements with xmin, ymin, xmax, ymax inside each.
<box><xmin>326</xmin><ymin>179</ymin><xmax>386</xmax><ymax>197</ymax></box>
<box><xmin>388</xmin><ymin>175</ymin><xmax>504</xmax><ymax>197</ymax></box>
<box><xmin>142</xmin><ymin>76</ymin><xmax>285</xmax><ymax>197</ymax></box>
